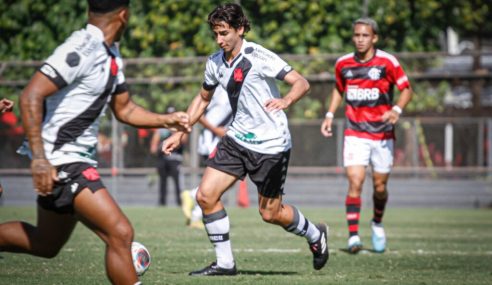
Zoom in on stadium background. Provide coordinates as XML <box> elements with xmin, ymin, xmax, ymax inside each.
<box><xmin>0</xmin><ymin>0</ymin><xmax>491</xmax><ymax>208</ymax></box>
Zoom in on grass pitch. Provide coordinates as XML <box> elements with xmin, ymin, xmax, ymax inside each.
<box><xmin>0</xmin><ymin>206</ymin><xmax>491</xmax><ymax>284</ymax></box>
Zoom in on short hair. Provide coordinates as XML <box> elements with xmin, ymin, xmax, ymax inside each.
<box><xmin>353</xmin><ymin>17</ymin><xmax>379</xmax><ymax>35</ymax></box>
<box><xmin>88</xmin><ymin>0</ymin><xmax>129</xmax><ymax>13</ymax></box>
<box><xmin>208</xmin><ymin>3</ymin><xmax>251</xmax><ymax>35</ymax></box>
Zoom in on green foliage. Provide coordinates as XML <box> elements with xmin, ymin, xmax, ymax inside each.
<box><xmin>1</xmin><ymin>0</ymin><xmax>490</xmax><ymax>117</ymax></box>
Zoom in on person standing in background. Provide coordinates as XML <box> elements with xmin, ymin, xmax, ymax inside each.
<box><xmin>321</xmin><ymin>17</ymin><xmax>412</xmax><ymax>254</ymax></box>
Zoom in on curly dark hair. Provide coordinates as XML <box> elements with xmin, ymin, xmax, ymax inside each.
<box><xmin>208</xmin><ymin>3</ymin><xmax>251</xmax><ymax>35</ymax></box>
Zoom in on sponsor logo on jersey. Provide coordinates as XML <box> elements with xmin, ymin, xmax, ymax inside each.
<box><xmin>235</xmin><ymin>132</ymin><xmax>264</xmax><ymax>144</ymax></box>
<box><xmin>346</xmin><ymin>85</ymin><xmax>380</xmax><ymax>101</ymax></box>
<box><xmin>40</xmin><ymin>64</ymin><xmax>57</xmax><ymax>79</ymax></box>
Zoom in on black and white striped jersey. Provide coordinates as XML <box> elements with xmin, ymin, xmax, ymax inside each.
<box><xmin>18</xmin><ymin>24</ymin><xmax>127</xmax><ymax>166</ymax></box>
<box><xmin>202</xmin><ymin>39</ymin><xmax>294</xmax><ymax>155</ymax></box>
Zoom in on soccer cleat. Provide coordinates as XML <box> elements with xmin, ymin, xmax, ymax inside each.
<box><xmin>189</xmin><ymin>261</ymin><xmax>237</xmax><ymax>276</ymax></box>
<box><xmin>347</xmin><ymin>235</ymin><xmax>363</xmax><ymax>254</ymax></box>
<box><xmin>308</xmin><ymin>223</ymin><xmax>329</xmax><ymax>270</ymax></box>
<box><xmin>371</xmin><ymin>221</ymin><xmax>386</xmax><ymax>253</ymax></box>
<box><xmin>180</xmin><ymin>190</ymin><xmax>194</xmax><ymax>225</ymax></box>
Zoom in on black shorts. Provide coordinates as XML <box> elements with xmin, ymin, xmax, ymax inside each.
<box><xmin>37</xmin><ymin>162</ymin><xmax>105</xmax><ymax>214</ymax></box>
<box><xmin>207</xmin><ymin>136</ymin><xmax>290</xmax><ymax>198</ymax></box>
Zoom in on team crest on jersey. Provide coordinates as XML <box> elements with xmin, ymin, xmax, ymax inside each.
<box><xmin>368</xmin><ymin>67</ymin><xmax>381</xmax><ymax>80</ymax></box>
<box><xmin>233</xmin><ymin>68</ymin><xmax>244</xmax><ymax>82</ymax></box>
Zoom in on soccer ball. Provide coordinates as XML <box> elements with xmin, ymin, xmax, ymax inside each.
<box><xmin>132</xmin><ymin>241</ymin><xmax>151</xmax><ymax>276</ymax></box>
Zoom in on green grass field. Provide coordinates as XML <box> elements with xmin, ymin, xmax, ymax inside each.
<box><xmin>1</xmin><ymin>206</ymin><xmax>491</xmax><ymax>284</ymax></box>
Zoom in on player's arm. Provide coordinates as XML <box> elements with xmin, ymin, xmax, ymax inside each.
<box><xmin>110</xmin><ymin>91</ymin><xmax>190</xmax><ymax>132</ymax></box>
<box><xmin>264</xmin><ymin>70</ymin><xmax>310</xmax><ymax>112</ymax></box>
<box><xmin>382</xmin><ymin>86</ymin><xmax>413</xmax><ymax>124</ymax></box>
<box><xmin>321</xmin><ymin>88</ymin><xmax>343</xmax><ymax>137</ymax></box>
<box><xmin>199</xmin><ymin>115</ymin><xmax>227</xmax><ymax>137</ymax></box>
<box><xmin>162</xmin><ymin>87</ymin><xmax>213</xmax><ymax>155</ymax></box>
<box><xmin>19</xmin><ymin>72</ymin><xmax>60</xmax><ymax>196</ymax></box>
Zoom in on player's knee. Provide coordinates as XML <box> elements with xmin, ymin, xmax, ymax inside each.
<box><xmin>196</xmin><ymin>191</ymin><xmax>214</xmax><ymax>210</ymax></box>
<box><xmin>259</xmin><ymin>209</ymin><xmax>280</xmax><ymax>224</ymax></box>
<box><xmin>108</xmin><ymin>221</ymin><xmax>134</xmax><ymax>247</ymax></box>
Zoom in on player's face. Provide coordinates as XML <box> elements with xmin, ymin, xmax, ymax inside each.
<box><xmin>212</xmin><ymin>22</ymin><xmax>244</xmax><ymax>56</ymax></box>
<box><xmin>352</xmin><ymin>23</ymin><xmax>378</xmax><ymax>55</ymax></box>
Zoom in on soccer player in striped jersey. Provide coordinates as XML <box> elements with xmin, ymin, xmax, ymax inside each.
<box><xmin>321</xmin><ymin>18</ymin><xmax>413</xmax><ymax>254</ymax></box>
<box><xmin>164</xmin><ymin>3</ymin><xmax>329</xmax><ymax>276</ymax></box>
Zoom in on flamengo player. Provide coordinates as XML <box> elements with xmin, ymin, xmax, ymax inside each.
<box><xmin>320</xmin><ymin>17</ymin><xmax>412</xmax><ymax>253</ymax></box>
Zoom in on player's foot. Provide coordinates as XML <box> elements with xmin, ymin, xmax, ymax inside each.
<box><xmin>371</xmin><ymin>221</ymin><xmax>386</xmax><ymax>253</ymax></box>
<box><xmin>189</xmin><ymin>220</ymin><xmax>205</xmax><ymax>229</ymax></box>
<box><xmin>189</xmin><ymin>261</ymin><xmax>237</xmax><ymax>276</ymax></box>
<box><xmin>347</xmin><ymin>235</ymin><xmax>363</xmax><ymax>254</ymax></box>
<box><xmin>180</xmin><ymin>190</ymin><xmax>194</xmax><ymax>225</ymax></box>
<box><xmin>308</xmin><ymin>223</ymin><xmax>329</xmax><ymax>270</ymax></box>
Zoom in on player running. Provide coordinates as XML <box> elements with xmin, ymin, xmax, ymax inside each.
<box><xmin>163</xmin><ymin>3</ymin><xmax>329</xmax><ymax>276</ymax></box>
<box><xmin>0</xmin><ymin>1</ymin><xmax>189</xmax><ymax>284</ymax></box>
<box><xmin>321</xmin><ymin>18</ymin><xmax>413</xmax><ymax>254</ymax></box>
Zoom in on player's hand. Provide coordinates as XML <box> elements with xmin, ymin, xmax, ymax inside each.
<box><xmin>382</xmin><ymin>109</ymin><xmax>400</xmax><ymax>125</ymax></box>
<box><xmin>264</xmin><ymin>98</ymin><xmax>291</xmax><ymax>112</ymax></box>
<box><xmin>0</xmin><ymin>98</ymin><xmax>14</xmax><ymax>113</ymax></box>
<box><xmin>164</xmin><ymin>112</ymin><xmax>191</xmax><ymax>132</ymax></box>
<box><xmin>161</xmin><ymin>132</ymin><xmax>183</xmax><ymax>155</ymax></box>
<box><xmin>31</xmin><ymin>158</ymin><xmax>58</xmax><ymax>196</ymax></box>
<box><xmin>321</xmin><ymin>118</ymin><xmax>334</xmax><ymax>137</ymax></box>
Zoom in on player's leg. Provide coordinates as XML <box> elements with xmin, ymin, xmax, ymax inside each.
<box><xmin>343</xmin><ymin>136</ymin><xmax>371</xmax><ymax>253</ymax></box>
<box><xmin>75</xmin><ymin>187</ymin><xmax>138</xmax><ymax>284</ymax></box>
<box><xmin>169</xmin><ymin>160</ymin><xmax>182</xmax><ymax>206</ymax></box>
<box><xmin>369</xmin><ymin>139</ymin><xmax>394</xmax><ymax>252</ymax></box>
<box><xmin>157</xmin><ymin>158</ymin><xmax>168</xmax><ymax>206</ymax></box>
<box><xmin>250</xmin><ymin>149</ymin><xmax>328</xmax><ymax>270</ymax></box>
<box><xmin>0</xmin><ymin>205</ymin><xmax>77</xmax><ymax>258</ymax></box>
<box><xmin>190</xmin><ymin>166</ymin><xmax>238</xmax><ymax>276</ymax></box>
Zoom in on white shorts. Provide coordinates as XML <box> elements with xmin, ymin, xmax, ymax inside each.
<box><xmin>343</xmin><ymin>136</ymin><xmax>394</xmax><ymax>173</ymax></box>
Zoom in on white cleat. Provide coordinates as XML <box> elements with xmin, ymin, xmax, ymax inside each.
<box><xmin>371</xmin><ymin>221</ymin><xmax>386</xmax><ymax>253</ymax></box>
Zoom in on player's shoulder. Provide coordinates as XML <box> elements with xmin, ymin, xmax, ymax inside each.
<box><xmin>52</xmin><ymin>26</ymin><xmax>104</xmax><ymax>66</ymax></box>
<box><xmin>375</xmin><ymin>49</ymin><xmax>401</xmax><ymax>67</ymax></box>
<box><xmin>335</xmin><ymin>52</ymin><xmax>355</xmax><ymax>66</ymax></box>
<box><xmin>242</xmin><ymin>40</ymin><xmax>280</xmax><ymax>63</ymax></box>
<box><xmin>208</xmin><ymin>50</ymin><xmax>223</xmax><ymax>63</ymax></box>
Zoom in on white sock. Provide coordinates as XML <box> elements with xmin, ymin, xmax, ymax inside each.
<box><xmin>284</xmin><ymin>205</ymin><xmax>320</xmax><ymax>244</ymax></box>
<box><xmin>203</xmin><ymin>209</ymin><xmax>235</xmax><ymax>269</ymax></box>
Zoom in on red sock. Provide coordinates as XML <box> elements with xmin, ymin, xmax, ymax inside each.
<box><xmin>346</xmin><ymin>196</ymin><xmax>361</xmax><ymax>237</ymax></box>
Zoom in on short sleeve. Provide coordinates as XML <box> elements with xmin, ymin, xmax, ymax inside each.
<box><xmin>40</xmin><ymin>40</ymin><xmax>85</xmax><ymax>89</ymax></box>
<box><xmin>335</xmin><ymin>61</ymin><xmax>345</xmax><ymax>94</ymax></box>
<box><xmin>113</xmin><ymin>56</ymin><xmax>128</xmax><ymax>95</ymax></box>
<box><xmin>384</xmin><ymin>56</ymin><xmax>410</xmax><ymax>91</ymax></box>
<box><xmin>254</xmin><ymin>46</ymin><xmax>292</xmax><ymax>80</ymax></box>
<box><xmin>202</xmin><ymin>57</ymin><xmax>219</xmax><ymax>91</ymax></box>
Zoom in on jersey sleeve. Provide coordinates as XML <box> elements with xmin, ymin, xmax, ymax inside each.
<box><xmin>334</xmin><ymin>61</ymin><xmax>345</xmax><ymax>94</ymax></box>
<box><xmin>113</xmin><ymin>55</ymin><xmax>128</xmax><ymax>95</ymax></box>
<box><xmin>255</xmin><ymin>47</ymin><xmax>293</xmax><ymax>80</ymax></box>
<box><xmin>39</xmin><ymin>38</ymin><xmax>86</xmax><ymax>89</ymax></box>
<box><xmin>388</xmin><ymin>58</ymin><xmax>410</xmax><ymax>91</ymax></box>
<box><xmin>202</xmin><ymin>57</ymin><xmax>219</xmax><ymax>91</ymax></box>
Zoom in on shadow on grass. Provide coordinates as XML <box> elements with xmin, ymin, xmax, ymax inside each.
<box><xmin>238</xmin><ymin>270</ymin><xmax>297</xmax><ymax>276</ymax></box>
<box><xmin>339</xmin><ymin>248</ymin><xmax>385</xmax><ymax>254</ymax></box>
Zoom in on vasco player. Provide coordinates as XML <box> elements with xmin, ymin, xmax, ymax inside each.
<box><xmin>320</xmin><ymin>18</ymin><xmax>412</xmax><ymax>254</ymax></box>
<box><xmin>0</xmin><ymin>1</ymin><xmax>189</xmax><ymax>284</ymax></box>
<box><xmin>163</xmin><ymin>3</ymin><xmax>329</xmax><ymax>276</ymax></box>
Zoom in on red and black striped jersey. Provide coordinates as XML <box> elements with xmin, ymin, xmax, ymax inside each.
<box><xmin>335</xmin><ymin>49</ymin><xmax>410</xmax><ymax>140</ymax></box>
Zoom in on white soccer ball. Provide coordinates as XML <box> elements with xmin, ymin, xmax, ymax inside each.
<box><xmin>132</xmin><ymin>241</ymin><xmax>151</xmax><ymax>276</ymax></box>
